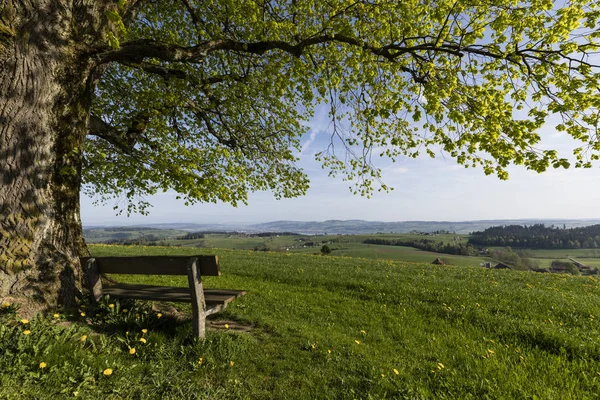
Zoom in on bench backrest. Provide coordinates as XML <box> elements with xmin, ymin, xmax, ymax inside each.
<box><xmin>80</xmin><ymin>256</ymin><xmax>220</xmax><ymax>276</ymax></box>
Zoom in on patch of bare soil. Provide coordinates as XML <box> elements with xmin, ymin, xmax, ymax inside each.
<box><xmin>151</xmin><ymin>303</ymin><xmax>253</xmax><ymax>332</ymax></box>
<box><xmin>207</xmin><ymin>319</ymin><xmax>253</xmax><ymax>333</ymax></box>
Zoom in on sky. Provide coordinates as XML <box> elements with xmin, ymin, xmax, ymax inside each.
<box><xmin>80</xmin><ymin>105</ymin><xmax>600</xmax><ymax>226</ymax></box>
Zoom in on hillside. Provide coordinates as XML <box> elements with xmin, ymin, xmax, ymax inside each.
<box><xmin>3</xmin><ymin>246</ymin><xmax>598</xmax><ymax>399</ymax></box>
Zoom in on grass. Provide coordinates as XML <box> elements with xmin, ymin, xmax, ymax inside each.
<box><xmin>2</xmin><ymin>244</ymin><xmax>600</xmax><ymax>399</ymax></box>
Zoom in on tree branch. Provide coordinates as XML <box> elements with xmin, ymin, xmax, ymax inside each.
<box><xmin>88</xmin><ymin>114</ymin><xmax>149</xmax><ymax>155</ymax></box>
<box><xmin>117</xmin><ymin>60</ymin><xmax>247</xmax><ymax>86</ymax></box>
<box><xmin>179</xmin><ymin>0</ymin><xmax>205</xmax><ymax>27</ymax></box>
<box><xmin>95</xmin><ymin>32</ymin><xmax>597</xmax><ymax>88</ymax></box>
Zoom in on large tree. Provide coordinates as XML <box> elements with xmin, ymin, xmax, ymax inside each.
<box><xmin>1</xmin><ymin>0</ymin><xmax>599</xmax><ymax>310</ymax></box>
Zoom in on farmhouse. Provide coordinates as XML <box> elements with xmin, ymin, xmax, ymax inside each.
<box><xmin>549</xmin><ymin>264</ymin><xmax>569</xmax><ymax>273</ymax></box>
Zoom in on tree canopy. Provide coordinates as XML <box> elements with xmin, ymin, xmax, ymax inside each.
<box><xmin>83</xmin><ymin>0</ymin><xmax>600</xmax><ymax>214</ymax></box>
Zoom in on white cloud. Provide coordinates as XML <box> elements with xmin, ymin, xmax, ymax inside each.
<box><xmin>300</xmin><ymin>129</ymin><xmax>319</xmax><ymax>156</ymax></box>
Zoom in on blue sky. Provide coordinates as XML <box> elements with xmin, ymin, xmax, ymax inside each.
<box><xmin>80</xmin><ymin>106</ymin><xmax>600</xmax><ymax>226</ymax></box>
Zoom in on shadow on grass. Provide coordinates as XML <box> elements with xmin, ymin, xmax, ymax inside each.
<box><xmin>69</xmin><ymin>296</ymin><xmax>253</xmax><ymax>343</ymax></box>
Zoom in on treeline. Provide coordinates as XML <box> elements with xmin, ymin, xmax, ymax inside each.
<box><xmin>102</xmin><ymin>235</ymin><xmax>171</xmax><ymax>246</ymax></box>
<box><xmin>363</xmin><ymin>238</ymin><xmax>476</xmax><ymax>256</ymax></box>
<box><xmin>177</xmin><ymin>232</ymin><xmax>206</xmax><ymax>240</ymax></box>
<box><xmin>469</xmin><ymin>224</ymin><xmax>600</xmax><ymax>249</ymax></box>
<box><xmin>251</xmin><ymin>232</ymin><xmax>300</xmax><ymax>237</ymax></box>
<box><xmin>103</xmin><ymin>227</ymin><xmax>161</xmax><ymax>232</ymax></box>
<box><xmin>177</xmin><ymin>231</ymin><xmax>300</xmax><ymax>240</ymax></box>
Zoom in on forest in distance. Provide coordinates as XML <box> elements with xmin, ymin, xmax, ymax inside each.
<box><xmin>468</xmin><ymin>224</ymin><xmax>600</xmax><ymax>249</ymax></box>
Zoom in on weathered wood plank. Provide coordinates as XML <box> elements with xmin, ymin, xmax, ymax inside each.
<box><xmin>102</xmin><ymin>284</ymin><xmax>246</xmax><ymax>305</ymax></box>
<box><xmin>85</xmin><ymin>258</ymin><xmax>103</xmax><ymax>302</ymax></box>
<box><xmin>79</xmin><ymin>256</ymin><xmax>220</xmax><ymax>276</ymax></box>
<box><xmin>203</xmin><ymin>289</ymin><xmax>247</xmax><ymax>306</ymax></box>
<box><xmin>187</xmin><ymin>258</ymin><xmax>206</xmax><ymax>338</ymax></box>
<box><xmin>104</xmin><ymin>284</ymin><xmax>192</xmax><ymax>302</ymax></box>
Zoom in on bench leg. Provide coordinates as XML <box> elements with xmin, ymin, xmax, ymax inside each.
<box><xmin>85</xmin><ymin>258</ymin><xmax>103</xmax><ymax>303</ymax></box>
<box><xmin>187</xmin><ymin>258</ymin><xmax>207</xmax><ymax>339</ymax></box>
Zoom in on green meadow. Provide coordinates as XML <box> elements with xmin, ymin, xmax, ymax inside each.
<box><xmin>2</xmin><ymin>245</ymin><xmax>600</xmax><ymax>399</ymax></box>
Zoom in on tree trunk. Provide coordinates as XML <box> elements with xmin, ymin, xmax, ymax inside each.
<box><xmin>0</xmin><ymin>1</ymin><xmax>102</xmax><ymax>313</ymax></box>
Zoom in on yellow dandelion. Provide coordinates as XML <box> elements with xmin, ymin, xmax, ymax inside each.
<box><xmin>39</xmin><ymin>362</ymin><xmax>47</xmax><ymax>369</ymax></box>
<box><xmin>328</xmin><ymin>349</ymin><xmax>332</xmax><ymax>354</ymax></box>
<box><xmin>73</xmin><ymin>391</ymin><xmax>79</xmax><ymax>397</ymax></box>
<box><xmin>23</xmin><ymin>330</ymin><xmax>31</xmax><ymax>335</ymax></box>
<box><xmin>20</xmin><ymin>319</ymin><xmax>29</xmax><ymax>324</ymax></box>
<box><xmin>354</xmin><ymin>340</ymin><xmax>360</xmax><ymax>345</ymax></box>
<box><xmin>224</xmin><ymin>324</ymin><xmax>229</xmax><ymax>329</ymax></box>
<box><xmin>80</xmin><ymin>335</ymin><xmax>87</xmax><ymax>342</ymax></box>
<box><xmin>80</xmin><ymin>312</ymin><xmax>86</xmax><ymax>317</ymax></box>
<box><xmin>129</xmin><ymin>348</ymin><xmax>136</xmax><ymax>355</ymax></box>
<box><xmin>360</xmin><ymin>330</ymin><xmax>366</xmax><ymax>335</ymax></box>
<box><xmin>108</xmin><ymin>304</ymin><xmax>115</xmax><ymax>309</ymax></box>
<box><xmin>53</xmin><ymin>314</ymin><xmax>60</xmax><ymax>319</ymax></box>
<box><xmin>229</xmin><ymin>361</ymin><xmax>235</xmax><ymax>367</ymax></box>
<box><xmin>141</xmin><ymin>329</ymin><xmax>148</xmax><ymax>334</ymax></box>
<box><xmin>122</xmin><ymin>309</ymin><xmax>128</xmax><ymax>313</ymax></box>
<box><xmin>437</xmin><ymin>363</ymin><xmax>445</xmax><ymax>370</ymax></box>
<box><xmin>103</xmin><ymin>368</ymin><xmax>113</xmax><ymax>376</ymax></box>
<box><xmin>393</xmin><ymin>368</ymin><xmax>399</xmax><ymax>375</ymax></box>
<box><xmin>2</xmin><ymin>302</ymin><xmax>10</xmax><ymax>308</ymax></box>
<box><xmin>156</xmin><ymin>313</ymin><xmax>162</xmax><ymax>318</ymax></box>
<box><xmin>139</xmin><ymin>338</ymin><xmax>147</xmax><ymax>343</ymax></box>
<box><xmin>198</xmin><ymin>358</ymin><xmax>203</xmax><ymax>365</ymax></box>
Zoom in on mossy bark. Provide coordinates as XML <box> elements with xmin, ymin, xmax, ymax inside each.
<box><xmin>0</xmin><ymin>1</ymin><xmax>106</xmax><ymax>312</ymax></box>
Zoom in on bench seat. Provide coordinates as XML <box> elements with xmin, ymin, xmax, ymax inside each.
<box><xmin>104</xmin><ymin>284</ymin><xmax>246</xmax><ymax>315</ymax></box>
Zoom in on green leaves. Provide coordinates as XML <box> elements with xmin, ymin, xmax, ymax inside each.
<box><xmin>87</xmin><ymin>0</ymin><xmax>600</xmax><ymax>211</ymax></box>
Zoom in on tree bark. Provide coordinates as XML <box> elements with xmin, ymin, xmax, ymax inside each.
<box><xmin>0</xmin><ymin>1</ymin><xmax>104</xmax><ymax>312</ymax></box>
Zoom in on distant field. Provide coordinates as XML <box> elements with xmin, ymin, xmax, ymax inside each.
<box><xmin>178</xmin><ymin>233</ymin><xmax>485</xmax><ymax>267</ymax></box>
<box><xmin>321</xmin><ymin>244</ymin><xmax>491</xmax><ymax>267</ymax></box>
<box><xmin>82</xmin><ymin>228</ymin><xmax>600</xmax><ymax>270</ymax></box>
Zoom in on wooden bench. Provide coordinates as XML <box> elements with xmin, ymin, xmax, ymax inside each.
<box><xmin>81</xmin><ymin>256</ymin><xmax>246</xmax><ymax>338</ymax></box>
